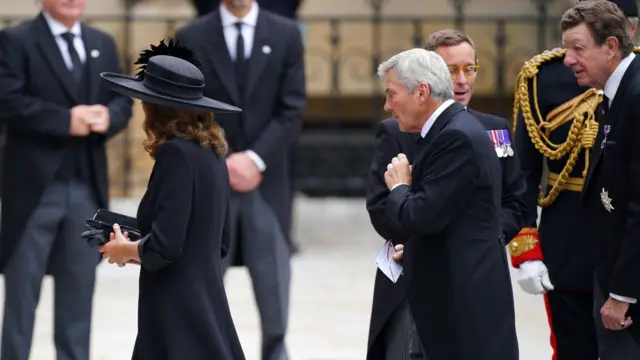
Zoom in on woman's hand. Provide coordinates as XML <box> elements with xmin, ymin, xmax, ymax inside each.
<box><xmin>98</xmin><ymin>223</ymin><xmax>135</xmax><ymax>267</ymax></box>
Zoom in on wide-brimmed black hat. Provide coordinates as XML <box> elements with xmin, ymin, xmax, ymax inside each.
<box><xmin>100</xmin><ymin>39</ymin><xmax>241</xmax><ymax>113</ymax></box>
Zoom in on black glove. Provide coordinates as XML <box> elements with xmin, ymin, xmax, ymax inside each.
<box><xmin>81</xmin><ymin>209</ymin><xmax>142</xmax><ymax>248</ymax></box>
<box><xmin>81</xmin><ymin>225</ymin><xmax>109</xmax><ymax>247</ymax></box>
<box><xmin>81</xmin><ymin>220</ymin><xmax>141</xmax><ymax>248</ymax></box>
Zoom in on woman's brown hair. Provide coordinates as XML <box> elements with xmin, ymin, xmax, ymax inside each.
<box><xmin>141</xmin><ymin>101</ymin><xmax>228</xmax><ymax>158</ymax></box>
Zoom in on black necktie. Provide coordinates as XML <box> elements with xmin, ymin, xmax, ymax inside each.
<box><xmin>234</xmin><ymin>22</ymin><xmax>245</xmax><ymax>102</ymax></box>
<box><xmin>61</xmin><ymin>32</ymin><xmax>83</xmax><ymax>83</ymax></box>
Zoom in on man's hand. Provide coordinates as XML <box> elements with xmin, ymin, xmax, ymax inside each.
<box><xmin>70</xmin><ymin>105</ymin><xmax>92</xmax><ymax>136</ymax></box>
<box><xmin>384</xmin><ymin>153</ymin><xmax>412</xmax><ymax>190</ymax></box>
<box><xmin>392</xmin><ymin>244</ymin><xmax>404</xmax><ymax>261</ymax></box>
<box><xmin>227</xmin><ymin>152</ymin><xmax>263</xmax><ymax>193</ymax></box>
<box><xmin>70</xmin><ymin>105</ymin><xmax>110</xmax><ymax>136</ymax></box>
<box><xmin>86</xmin><ymin>105</ymin><xmax>110</xmax><ymax>134</ymax></box>
<box><xmin>517</xmin><ymin>260</ymin><xmax>554</xmax><ymax>295</ymax></box>
<box><xmin>601</xmin><ymin>297</ymin><xmax>633</xmax><ymax>330</ymax></box>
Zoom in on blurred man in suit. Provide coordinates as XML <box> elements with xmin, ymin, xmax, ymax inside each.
<box><xmin>192</xmin><ymin>0</ymin><xmax>302</xmax><ymax>19</ymax></box>
<box><xmin>0</xmin><ymin>0</ymin><xmax>133</xmax><ymax>359</ymax></box>
<box><xmin>190</xmin><ymin>0</ymin><xmax>303</xmax><ymax>254</ymax></box>
<box><xmin>379</xmin><ymin>48</ymin><xmax>518</xmax><ymax>360</ymax></box>
<box><xmin>176</xmin><ymin>0</ymin><xmax>306</xmax><ymax>359</ymax></box>
<box><xmin>365</xmin><ymin>30</ymin><xmax>525</xmax><ymax>360</ymax></box>
<box><xmin>561</xmin><ymin>0</ymin><xmax>640</xmax><ymax>357</ymax></box>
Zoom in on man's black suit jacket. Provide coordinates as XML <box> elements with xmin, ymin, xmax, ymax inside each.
<box><xmin>365</xmin><ymin>109</ymin><xmax>525</xmax><ymax>359</ymax></box>
<box><xmin>191</xmin><ymin>0</ymin><xmax>302</xmax><ymax>19</ymax></box>
<box><xmin>582</xmin><ymin>55</ymin><xmax>640</xmax><ymax>344</ymax></box>
<box><xmin>385</xmin><ymin>102</ymin><xmax>518</xmax><ymax>360</ymax></box>
<box><xmin>0</xmin><ymin>14</ymin><xmax>133</xmax><ymax>272</ymax></box>
<box><xmin>175</xmin><ymin>8</ymin><xmax>306</xmax><ymax>253</ymax></box>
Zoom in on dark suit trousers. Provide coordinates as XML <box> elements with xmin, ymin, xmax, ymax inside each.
<box><xmin>384</xmin><ymin>300</ymin><xmax>426</xmax><ymax>360</ymax></box>
<box><xmin>1</xmin><ymin>181</ymin><xmax>99</xmax><ymax>360</ymax></box>
<box><xmin>593</xmin><ymin>280</ymin><xmax>640</xmax><ymax>359</ymax></box>
<box><xmin>221</xmin><ymin>190</ymin><xmax>291</xmax><ymax>360</ymax></box>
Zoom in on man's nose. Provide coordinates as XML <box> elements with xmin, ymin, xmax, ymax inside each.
<box><xmin>454</xmin><ymin>71</ymin><xmax>468</xmax><ymax>85</ymax></box>
<box><xmin>384</xmin><ymin>100</ymin><xmax>392</xmax><ymax>112</ymax></box>
<box><xmin>564</xmin><ymin>54</ymin><xmax>576</xmax><ymax>67</ymax></box>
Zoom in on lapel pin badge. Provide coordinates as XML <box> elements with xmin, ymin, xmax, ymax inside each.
<box><xmin>90</xmin><ymin>49</ymin><xmax>100</xmax><ymax>59</ymax></box>
<box><xmin>262</xmin><ymin>45</ymin><xmax>271</xmax><ymax>55</ymax></box>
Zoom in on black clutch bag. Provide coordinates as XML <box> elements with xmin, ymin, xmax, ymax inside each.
<box><xmin>81</xmin><ymin>209</ymin><xmax>141</xmax><ymax>247</ymax></box>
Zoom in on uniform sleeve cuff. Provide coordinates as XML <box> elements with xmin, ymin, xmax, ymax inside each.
<box><xmin>246</xmin><ymin>150</ymin><xmax>266</xmax><ymax>172</ymax></box>
<box><xmin>508</xmin><ymin>227</ymin><xmax>544</xmax><ymax>268</ymax></box>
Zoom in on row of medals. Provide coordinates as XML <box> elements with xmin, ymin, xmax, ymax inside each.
<box><xmin>495</xmin><ymin>143</ymin><xmax>514</xmax><ymax>158</ymax></box>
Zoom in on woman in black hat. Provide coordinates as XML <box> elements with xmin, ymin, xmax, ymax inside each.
<box><xmin>97</xmin><ymin>39</ymin><xmax>246</xmax><ymax>360</ymax></box>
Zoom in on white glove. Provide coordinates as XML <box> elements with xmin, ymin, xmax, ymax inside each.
<box><xmin>517</xmin><ymin>260</ymin><xmax>555</xmax><ymax>295</ymax></box>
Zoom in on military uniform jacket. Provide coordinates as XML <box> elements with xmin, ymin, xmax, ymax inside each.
<box><xmin>512</xmin><ymin>49</ymin><xmax>603</xmax><ymax>291</ymax></box>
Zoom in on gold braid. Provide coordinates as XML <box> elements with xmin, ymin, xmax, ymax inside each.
<box><xmin>513</xmin><ymin>46</ymin><xmax>640</xmax><ymax>206</ymax></box>
<box><xmin>512</xmin><ymin>48</ymin><xmax>601</xmax><ymax>207</ymax></box>
<box><xmin>514</xmin><ymin>46</ymin><xmax>640</xmax><ymax>207</ymax></box>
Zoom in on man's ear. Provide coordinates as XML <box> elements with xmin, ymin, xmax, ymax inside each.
<box><xmin>605</xmin><ymin>36</ymin><xmax>620</xmax><ymax>59</ymax></box>
<box><xmin>418</xmin><ymin>82</ymin><xmax>430</xmax><ymax>102</ymax></box>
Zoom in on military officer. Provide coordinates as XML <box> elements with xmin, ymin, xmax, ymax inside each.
<box><xmin>511</xmin><ymin>0</ymin><xmax>638</xmax><ymax>358</ymax></box>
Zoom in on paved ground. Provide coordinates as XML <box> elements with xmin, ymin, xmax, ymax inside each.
<box><xmin>0</xmin><ymin>195</ymin><xmax>553</xmax><ymax>360</ymax></box>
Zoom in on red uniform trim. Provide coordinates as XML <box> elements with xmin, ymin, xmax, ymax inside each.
<box><xmin>543</xmin><ymin>294</ymin><xmax>558</xmax><ymax>360</ymax></box>
<box><xmin>509</xmin><ymin>228</ymin><xmax>544</xmax><ymax>268</ymax></box>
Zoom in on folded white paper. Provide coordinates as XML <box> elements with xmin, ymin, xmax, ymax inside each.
<box><xmin>375</xmin><ymin>240</ymin><xmax>403</xmax><ymax>283</ymax></box>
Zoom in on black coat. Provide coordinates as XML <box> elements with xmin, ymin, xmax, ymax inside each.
<box><xmin>582</xmin><ymin>55</ymin><xmax>640</xmax><ymax>345</ymax></box>
<box><xmin>133</xmin><ymin>138</ymin><xmax>245</xmax><ymax>360</ymax></box>
<box><xmin>385</xmin><ymin>102</ymin><xmax>519</xmax><ymax>360</ymax></box>
<box><xmin>365</xmin><ymin>110</ymin><xmax>525</xmax><ymax>359</ymax></box>
<box><xmin>175</xmin><ymin>9</ymin><xmax>306</xmax><ymax>263</ymax></box>
<box><xmin>0</xmin><ymin>14</ymin><xmax>132</xmax><ymax>271</ymax></box>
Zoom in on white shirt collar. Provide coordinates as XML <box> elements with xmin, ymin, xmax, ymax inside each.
<box><xmin>420</xmin><ymin>99</ymin><xmax>455</xmax><ymax>138</ymax></box>
<box><xmin>42</xmin><ymin>11</ymin><xmax>81</xmax><ymax>37</ymax></box>
<box><xmin>220</xmin><ymin>2</ymin><xmax>259</xmax><ymax>27</ymax></box>
<box><xmin>604</xmin><ymin>52</ymin><xmax>635</xmax><ymax>103</ymax></box>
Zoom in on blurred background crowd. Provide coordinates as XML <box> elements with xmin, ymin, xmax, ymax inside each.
<box><xmin>0</xmin><ymin>0</ymin><xmax>613</xmax><ymax>359</ymax></box>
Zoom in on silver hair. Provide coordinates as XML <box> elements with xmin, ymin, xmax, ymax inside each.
<box><xmin>377</xmin><ymin>48</ymin><xmax>454</xmax><ymax>102</ymax></box>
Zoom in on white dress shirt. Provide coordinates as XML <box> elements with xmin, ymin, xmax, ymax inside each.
<box><xmin>602</xmin><ymin>52</ymin><xmax>637</xmax><ymax>304</ymax></box>
<box><xmin>42</xmin><ymin>12</ymin><xmax>86</xmax><ymax>69</ymax></box>
<box><xmin>390</xmin><ymin>99</ymin><xmax>455</xmax><ymax>191</ymax></box>
<box><xmin>219</xmin><ymin>3</ymin><xmax>266</xmax><ymax>172</ymax></box>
